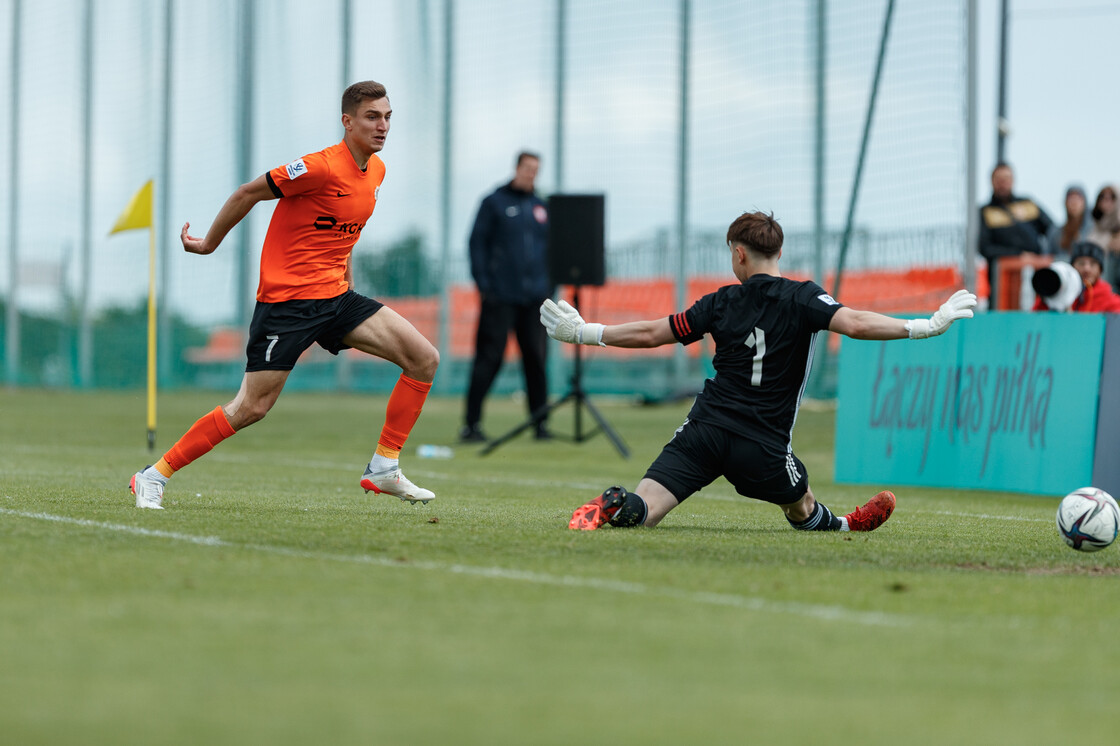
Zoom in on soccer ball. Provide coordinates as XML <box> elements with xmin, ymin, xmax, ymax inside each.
<box><xmin>1056</xmin><ymin>487</ymin><xmax>1120</xmax><ymax>552</ymax></box>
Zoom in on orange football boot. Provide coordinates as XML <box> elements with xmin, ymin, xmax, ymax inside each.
<box><xmin>844</xmin><ymin>490</ymin><xmax>896</xmax><ymax>532</ymax></box>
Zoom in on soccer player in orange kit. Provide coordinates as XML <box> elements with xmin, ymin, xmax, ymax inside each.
<box><xmin>129</xmin><ymin>81</ymin><xmax>439</xmax><ymax>509</ymax></box>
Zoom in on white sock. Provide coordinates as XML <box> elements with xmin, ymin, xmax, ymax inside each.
<box><xmin>142</xmin><ymin>466</ymin><xmax>169</xmax><ymax>485</ymax></box>
<box><xmin>839</xmin><ymin>516</ymin><xmax>850</xmax><ymax>532</ymax></box>
<box><xmin>368</xmin><ymin>453</ymin><xmax>398</xmax><ymax>473</ymax></box>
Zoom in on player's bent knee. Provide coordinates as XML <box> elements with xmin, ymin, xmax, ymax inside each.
<box><xmin>236</xmin><ymin>400</ymin><xmax>274</xmax><ymax>428</ymax></box>
<box><xmin>423</xmin><ymin>343</ymin><xmax>440</xmax><ymax>374</ymax></box>
<box><xmin>406</xmin><ymin>341</ymin><xmax>440</xmax><ymax>380</ymax></box>
<box><xmin>781</xmin><ymin>491</ymin><xmax>815</xmax><ymax>523</ymax></box>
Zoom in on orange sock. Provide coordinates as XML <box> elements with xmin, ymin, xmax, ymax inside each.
<box><xmin>375</xmin><ymin>375</ymin><xmax>432</xmax><ymax>459</ymax></box>
<box><xmin>162</xmin><ymin>406</ymin><xmax>237</xmax><ymax>473</ymax></box>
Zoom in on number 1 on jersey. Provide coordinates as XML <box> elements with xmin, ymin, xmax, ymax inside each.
<box><xmin>744</xmin><ymin>327</ymin><xmax>766</xmax><ymax>386</ymax></box>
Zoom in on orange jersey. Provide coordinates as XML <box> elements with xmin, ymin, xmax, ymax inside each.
<box><xmin>259</xmin><ymin>141</ymin><xmax>385</xmax><ymax>302</ymax></box>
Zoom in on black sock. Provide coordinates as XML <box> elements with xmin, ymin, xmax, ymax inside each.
<box><xmin>608</xmin><ymin>490</ymin><xmax>649</xmax><ymax>528</ymax></box>
<box><xmin>787</xmin><ymin>500</ymin><xmax>841</xmax><ymax>531</ymax></box>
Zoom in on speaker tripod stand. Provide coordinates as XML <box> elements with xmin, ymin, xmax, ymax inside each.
<box><xmin>480</xmin><ymin>288</ymin><xmax>630</xmax><ymax>459</ymax></box>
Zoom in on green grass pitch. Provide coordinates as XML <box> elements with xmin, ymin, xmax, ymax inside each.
<box><xmin>1</xmin><ymin>387</ymin><xmax>1117</xmax><ymax>745</ymax></box>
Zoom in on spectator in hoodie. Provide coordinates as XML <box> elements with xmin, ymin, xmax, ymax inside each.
<box><xmin>1047</xmin><ymin>184</ymin><xmax>1091</xmax><ymax>258</ymax></box>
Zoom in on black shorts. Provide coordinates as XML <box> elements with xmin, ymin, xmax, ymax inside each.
<box><xmin>245</xmin><ymin>291</ymin><xmax>383</xmax><ymax>371</ymax></box>
<box><xmin>643</xmin><ymin>418</ymin><xmax>809</xmax><ymax>506</ymax></box>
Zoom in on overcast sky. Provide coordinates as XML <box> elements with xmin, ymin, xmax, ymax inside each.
<box><xmin>973</xmin><ymin>1</ymin><xmax>1118</xmax><ymax>218</ymax></box>
<box><xmin>2</xmin><ymin>0</ymin><xmax>1117</xmax><ymax>323</ymax></box>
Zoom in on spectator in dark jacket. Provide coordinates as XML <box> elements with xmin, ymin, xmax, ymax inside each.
<box><xmin>979</xmin><ymin>162</ymin><xmax>1053</xmax><ymax>302</ymax></box>
<box><xmin>461</xmin><ymin>152</ymin><xmax>553</xmax><ymax>442</ymax></box>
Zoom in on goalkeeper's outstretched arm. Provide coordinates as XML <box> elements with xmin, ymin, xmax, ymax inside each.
<box><xmin>542</xmin><ymin>289</ymin><xmax>978</xmax><ymax>348</ymax></box>
<box><xmin>540</xmin><ymin>299</ymin><xmax>675</xmax><ymax>348</ymax></box>
<box><xmin>829</xmin><ymin>289</ymin><xmax>978</xmax><ymax>340</ymax></box>
<box><xmin>601</xmin><ymin>318</ymin><xmax>677</xmax><ymax>348</ymax></box>
<box><xmin>828</xmin><ymin>308</ymin><xmax>909</xmax><ymax>340</ymax></box>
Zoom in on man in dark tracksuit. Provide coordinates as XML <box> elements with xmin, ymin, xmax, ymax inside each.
<box><xmin>978</xmin><ymin>162</ymin><xmax>1053</xmax><ymax>301</ymax></box>
<box><xmin>461</xmin><ymin>152</ymin><xmax>553</xmax><ymax>442</ymax></box>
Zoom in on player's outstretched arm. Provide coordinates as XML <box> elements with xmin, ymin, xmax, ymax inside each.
<box><xmin>181</xmin><ymin>175</ymin><xmax>276</xmax><ymax>255</ymax></box>
<box><xmin>540</xmin><ymin>299</ymin><xmax>674</xmax><ymax>349</ymax></box>
<box><xmin>830</xmin><ymin>289</ymin><xmax>977</xmax><ymax>341</ymax></box>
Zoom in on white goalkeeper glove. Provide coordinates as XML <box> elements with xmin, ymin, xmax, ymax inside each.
<box><xmin>540</xmin><ymin>299</ymin><xmax>606</xmax><ymax>346</ymax></box>
<box><xmin>905</xmin><ymin>289</ymin><xmax>978</xmax><ymax>339</ymax></box>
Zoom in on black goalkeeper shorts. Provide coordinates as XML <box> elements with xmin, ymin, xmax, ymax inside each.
<box><xmin>245</xmin><ymin>291</ymin><xmax>383</xmax><ymax>372</ymax></box>
<box><xmin>643</xmin><ymin>417</ymin><xmax>809</xmax><ymax>505</ymax></box>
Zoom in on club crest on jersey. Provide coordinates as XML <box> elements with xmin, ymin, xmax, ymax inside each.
<box><xmin>285</xmin><ymin>158</ymin><xmax>307</xmax><ymax>180</ymax></box>
<box><xmin>817</xmin><ymin>293</ymin><xmax>839</xmax><ymax>306</ymax></box>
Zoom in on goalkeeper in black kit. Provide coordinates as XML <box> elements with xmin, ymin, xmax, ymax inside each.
<box><xmin>541</xmin><ymin>211</ymin><xmax>977</xmax><ymax>531</ymax></box>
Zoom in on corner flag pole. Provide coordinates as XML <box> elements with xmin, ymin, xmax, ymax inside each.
<box><xmin>110</xmin><ymin>180</ymin><xmax>157</xmax><ymax>451</ymax></box>
<box><xmin>145</xmin><ymin>217</ymin><xmax>157</xmax><ymax>451</ymax></box>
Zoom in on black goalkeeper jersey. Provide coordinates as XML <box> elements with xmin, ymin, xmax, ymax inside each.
<box><xmin>669</xmin><ymin>274</ymin><xmax>843</xmax><ymax>448</ymax></box>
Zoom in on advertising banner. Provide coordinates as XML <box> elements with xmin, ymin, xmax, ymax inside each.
<box><xmin>835</xmin><ymin>313</ymin><xmax>1106</xmax><ymax>496</ymax></box>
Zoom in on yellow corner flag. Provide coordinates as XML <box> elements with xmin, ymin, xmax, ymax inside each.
<box><xmin>110</xmin><ymin>179</ymin><xmax>159</xmax><ymax>451</ymax></box>
<box><xmin>109</xmin><ymin>180</ymin><xmax>153</xmax><ymax>234</ymax></box>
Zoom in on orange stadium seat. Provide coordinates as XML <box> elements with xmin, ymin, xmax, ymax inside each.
<box><xmin>184</xmin><ymin>327</ymin><xmax>244</xmax><ymax>364</ymax></box>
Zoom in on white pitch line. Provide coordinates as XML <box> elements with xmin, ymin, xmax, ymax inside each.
<box><xmin>1</xmin><ymin>507</ymin><xmax>910</xmax><ymax>628</ymax></box>
<box><xmin>917</xmin><ymin>510</ymin><xmax>1050</xmax><ymax>523</ymax></box>
<box><xmin>0</xmin><ymin>508</ymin><xmax>226</xmax><ymax>545</ymax></box>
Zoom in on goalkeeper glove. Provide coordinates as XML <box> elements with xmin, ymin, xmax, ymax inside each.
<box><xmin>905</xmin><ymin>289</ymin><xmax>978</xmax><ymax>339</ymax></box>
<box><xmin>540</xmin><ymin>299</ymin><xmax>606</xmax><ymax>346</ymax></box>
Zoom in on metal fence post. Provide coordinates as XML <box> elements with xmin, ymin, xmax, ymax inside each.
<box><xmin>5</xmin><ymin>0</ymin><xmax>22</xmax><ymax>386</ymax></box>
